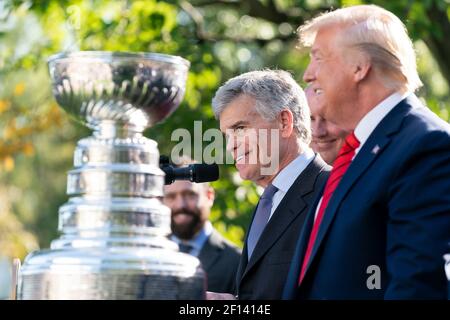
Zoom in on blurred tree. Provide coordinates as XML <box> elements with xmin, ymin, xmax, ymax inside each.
<box><xmin>0</xmin><ymin>0</ymin><xmax>448</xmax><ymax>256</ymax></box>
<box><xmin>0</xmin><ymin>186</ymin><xmax>39</xmax><ymax>260</ymax></box>
<box><xmin>178</xmin><ymin>0</ymin><xmax>450</xmax><ymax>85</ymax></box>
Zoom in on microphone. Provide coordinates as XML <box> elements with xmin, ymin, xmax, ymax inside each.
<box><xmin>159</xmin><ymin>156</ymin><xmax>219</xmax><ymax>185</ymax></box>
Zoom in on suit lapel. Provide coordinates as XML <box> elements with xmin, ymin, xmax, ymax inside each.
<box><xmin>235</xmin><ymin>208</ymin><xmax>253</xmax><ymax>285</ymax></box>
<box><xmin>236</xmin><ymin>173</ymin><xmax>268</xmax><ymax>286</ymax></box>
<box><xmin>301</xmin><ymin>99</ymin><xmax>412</xmax><ymax>280</ymax></box>
<box><xmin>242</xmin><ymin>192</ymin><xmax>306</xmax><ymax>277</ymax></box>
<box><xmin>281</xmin><ymin>186</ymin><xmax>324</xmax><ymax>298</ymax></box>
<box><xmin>241</xmin><ymin>155</ymin><xmax>328</xmax><ymax>280</ymax></box>
<box><xmin>198</xmin><ymin>230</ymin><xmax>223</xmax><ymax>272</ymax></box>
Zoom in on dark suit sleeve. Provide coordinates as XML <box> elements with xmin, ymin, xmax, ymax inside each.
<box><xmin>385</xmin><ymin>131</ymin><xmax>450</xmax><ymax>299</ymax></box>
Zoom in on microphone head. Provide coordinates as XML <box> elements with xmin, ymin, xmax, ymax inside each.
<box><xmin>191</xmin><ymin>163</ymin><xmax>219</xmax><ymax>183</ymax></box>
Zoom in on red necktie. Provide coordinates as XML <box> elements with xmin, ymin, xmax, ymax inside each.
<box><xmin>298</xmin><ymin>132</ymin><xmax>360</xmax><ymax>285</ymax></box>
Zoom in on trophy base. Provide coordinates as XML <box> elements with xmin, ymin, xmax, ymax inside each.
<box><xmin>18</xmin><ymin>247</ymin><xmax>206</xmax><ymax>300</ymax></box>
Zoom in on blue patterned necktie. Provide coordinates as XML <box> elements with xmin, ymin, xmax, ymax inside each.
<box><xmin>247</xmin><ymin>183</ymin><xmax>278</xmax><ymax>260</ymax></box>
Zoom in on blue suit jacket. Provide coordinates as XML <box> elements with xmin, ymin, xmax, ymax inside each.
<box><xmin>282</xmin><ymin>95</ymin><xmax>450</xmax><ymax>299</ymax></box>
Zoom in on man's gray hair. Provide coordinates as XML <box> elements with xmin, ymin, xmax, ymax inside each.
<box><xmin>211</xmin><ymin>69</ymin><xmax>311</xmax><ymax>144</ymax></box>
<box><xmin>297</xmin><ymin>4</ymin><xmax>422</xmax><ymax>93</ymax></box>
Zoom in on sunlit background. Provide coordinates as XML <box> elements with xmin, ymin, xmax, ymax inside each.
<box><xmin>0</xmin><ymin>0</ymin><xmax>449</xmax><ymax>299</ymax></box>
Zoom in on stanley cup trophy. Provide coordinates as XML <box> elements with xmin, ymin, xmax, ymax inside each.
<box><xmin>17</xmin><ymin>51</ymin><xmax>206</xmax><ymax>299</ymax></box>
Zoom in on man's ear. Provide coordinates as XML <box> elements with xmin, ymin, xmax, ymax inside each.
<box><xmin>278</xmin><ymin>109</ymin><xmax>294</xmax><ymax>138</ymax></box>
<box><xmin>353</xmin><ymin>52</ymin><xmax>371</xmax><ymax>83</ymax></box>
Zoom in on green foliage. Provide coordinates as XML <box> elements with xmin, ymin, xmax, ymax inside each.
<box><xmin>0</xmin><ymin>0</ymin><xmax>449</xmax><ymax>257</ymax></box>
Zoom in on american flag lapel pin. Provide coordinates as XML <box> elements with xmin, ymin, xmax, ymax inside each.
<box><xmin>371</xmin><ymin>144</ymin><xmax>381</xmax><ymax>154</ymax></box>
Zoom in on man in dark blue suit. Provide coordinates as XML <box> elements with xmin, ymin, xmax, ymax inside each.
<box><xmin>283</xmin><ymin>4</ymin><xmax>450</xmax><ymax>299</ymax></box>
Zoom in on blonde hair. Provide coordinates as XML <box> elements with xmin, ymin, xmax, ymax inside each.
<box><xmin>297</xmin><ymin>5</ymin><xmax>422</xmax><ymax>92</ymax></box>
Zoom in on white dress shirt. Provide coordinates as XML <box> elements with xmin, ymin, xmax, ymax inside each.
<box><xmin>354</xmin><ymin>91</ymin><xmax>410</xmax><ymax>156</ymax></box>
<box><xmin>269</xmin><ymin>147</ymin><xmax>315</xmax><ymax>220</ymax></box>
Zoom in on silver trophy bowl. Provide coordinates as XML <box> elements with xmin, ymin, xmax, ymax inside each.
<box><xmin>17</xmin><ymin>51</ymin><xmax>206</xmax><ymax>300</ymax></box>
<box><xmin>49</xmin><ymin>51</ymin><xmax>189</xmax><ymax>130</ymax></box>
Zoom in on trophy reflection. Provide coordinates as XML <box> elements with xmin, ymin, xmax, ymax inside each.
<box><xmin>17</xmin><ymin>51</ymin><xmax>206</xmax><ymax>299</ymax></box>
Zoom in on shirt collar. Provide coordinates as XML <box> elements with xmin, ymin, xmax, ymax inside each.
<box><xmin>354</xmin><ymin>91</ymin><xmax>409</xmax><ymax>148</ymax></box>
<box><xmin>271</xmin><ymin>147</ymin><xmax>315</xmax><ymax>193</ymax></box>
